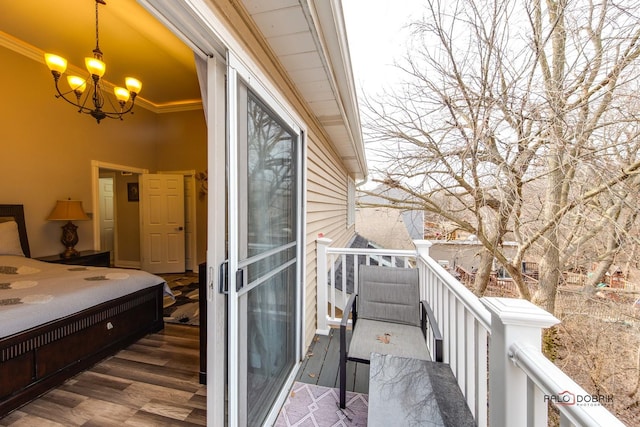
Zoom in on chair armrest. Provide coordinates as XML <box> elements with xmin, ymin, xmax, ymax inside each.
<box><xmin>341</xmin><ymin>293</ymin><xmax>357</xmax><ymax>329</ymax></box>
<box><xmin>421</xmin><ymin>300</ymin><xmax>444</xmax><ymax>362</ymax></box>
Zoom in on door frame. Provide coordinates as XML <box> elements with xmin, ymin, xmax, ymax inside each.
<box><xmin>90</xmin><ymin>160</ymin><xmax>148</xmax><ymax>258</ymax></box>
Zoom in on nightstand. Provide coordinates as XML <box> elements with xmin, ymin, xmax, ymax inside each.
<box><xmin>36</xmin><ymin>250</ymin><xmax>111</xmax><ymax>267</ymax></box>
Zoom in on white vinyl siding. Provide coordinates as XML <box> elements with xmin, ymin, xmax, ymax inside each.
<box><xmin>304</xmin><ymin>131</ymin><xmax>354</xmax><ymax>346</ymax></box>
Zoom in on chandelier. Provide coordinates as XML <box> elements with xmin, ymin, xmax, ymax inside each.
<box><xmin>44</xmin><ymin>0</ymin><xmax>142</xmax><ymax>124</ymax></box>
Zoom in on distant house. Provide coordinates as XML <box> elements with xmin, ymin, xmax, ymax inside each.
<box><xmin>429</xmin><ymin>237</ymin><xmax>518</xmax><ymax>273</ymax></box>
<box><xmin>356</xmin><ymin>187</ymin><xmax>424</xmax><ymax>250</ymax></box>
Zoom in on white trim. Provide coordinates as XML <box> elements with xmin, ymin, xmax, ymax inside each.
<box><xmin>299</xmin><ymin>130</ymin><xmax>308</xmax><ymax>360</ymax></box>
<box><xmin>205</xmin><ymin>55</ymin><xmax>228</xmax><ymax>427</ymax></box>
<box><xmin>347</xmin><ymin>176</ymin><xmax>355</xmax><ymax>227</ymax></box>
<box><xmin>136</xmin><ymin>0</ymin><xmax>226</xmax><ymax>60</ymax></box>
<box><xmin>226</xmin><ymin>62</ymin><xmax>240</xmax><ymax>427</ymax></box>
<box><xmin>91</xmin><ymin>160</ymin><xmax>148</xmax><ymax>252</ymax></box>
<box><xmin>264</xmin><ymin>364</ymin><xmax>302</xmax><ymax>426</ymax></box>
<box><xmin>304</xmin><ymin>0</ymin><xmax>367</xmax><ymax>180</ymax></box>
<box><xmin>227</xmin><ymin>54</ymin><xmax>305</xmax><ymax>134</ymax></box>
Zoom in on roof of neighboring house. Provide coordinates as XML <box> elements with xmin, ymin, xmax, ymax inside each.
<box><xmin>355</xmin><ymin>207</ymin><xmax>417</xmax><ymax>250</ymax></box>
<box><xmin>332</xmin><ymin>233</ymin><xmax>410</xmax><ymax>294</ymax></box>
<box><xmin>357</xmin><ymin>186</ymin><xmax>424</xmax><ymax>246</ymax></box>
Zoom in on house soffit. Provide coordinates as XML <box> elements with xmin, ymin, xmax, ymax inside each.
<box><xmin>240</xmin><ymin>0</ymin><xmax>367</xmax><ymax>181</ymax></box>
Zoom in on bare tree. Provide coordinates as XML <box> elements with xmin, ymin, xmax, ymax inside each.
<box><xmin>361</xmin><ymin>0</ymin><xmax>640</xmax><ymax>313</ymax></box>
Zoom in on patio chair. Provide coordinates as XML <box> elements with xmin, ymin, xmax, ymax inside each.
<box><xmin>339</xmin><ymin>264</ymin><xmax>441</xmax><ymax>409</ymax></box>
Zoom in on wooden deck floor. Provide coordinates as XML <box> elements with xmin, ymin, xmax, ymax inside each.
<box><xmin>295</xmin><ymin>328</ymin><xmax>370</xmax><ymax>394</ymax></box>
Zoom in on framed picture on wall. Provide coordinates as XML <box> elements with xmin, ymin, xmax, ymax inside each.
<box><xmin>127</xmin><ymin>182</ymin><xmax>139</xmax><ymax>202</ymax></box>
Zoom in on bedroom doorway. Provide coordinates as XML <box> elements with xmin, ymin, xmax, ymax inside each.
<box><xmin>92</xmin><ymin>161</ymin><xmax>147</xmax><ymax>268</ymax></box>
<box><xmin>91</xmin><ymin>160</ymin><xmax>196</xmax><ymax>272</ymax></box>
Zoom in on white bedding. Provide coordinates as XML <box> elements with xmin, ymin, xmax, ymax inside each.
<box><xmin>0</xmin><ymin>255</ymin><xmax>169</xmax><ymax>338</ymax></box>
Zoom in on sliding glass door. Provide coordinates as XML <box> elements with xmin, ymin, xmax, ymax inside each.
<box><xmin>227</xmin><ymin>56</ymin><xmax>301</xmax><ymax>427</ymax></box>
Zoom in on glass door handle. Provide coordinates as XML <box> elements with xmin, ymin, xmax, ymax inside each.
<box><xmin>218</xmin><ymin>260</ymin><xmax>229</xmax><ymax>294</ymax></box>
<box><xmin>236</xmin><ymin>268</ymin><xmax>245</xmax><ymax>292</ymax></box>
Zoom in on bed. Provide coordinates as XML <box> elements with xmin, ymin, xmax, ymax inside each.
<box><xmin>0</xmin><ymin>204</ymin><xmax>166</xmax><ymax>416</ymax></box>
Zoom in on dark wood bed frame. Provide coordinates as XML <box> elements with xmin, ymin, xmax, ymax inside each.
<box><xmin>0</xmin><ymin>204</ymin><xmax>165</xmax><ymax>416</ymax></box>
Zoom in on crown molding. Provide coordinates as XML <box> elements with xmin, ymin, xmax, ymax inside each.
<box><xmin>0</xmin><ymin>31</ymin><xmax>202</xmax><ymax>113</ymax></box>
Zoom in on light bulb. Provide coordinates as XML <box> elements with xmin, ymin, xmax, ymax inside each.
<box><xmin>44</xmin><ymin>54</ymin><xmax>67</xmax><ymax>74</ymax></box>
<box><xmin>114</xmin><ymin>87</ymin><xmax>131</xmax><ymax>103</ymax></box>
<box><xmin>125</xmin><ymin>77</ymin><xmax>142</xmax><ymax>94</ymax></box>
<box><xmin>67</xmin><ymin>76</ymin><xmax>87</xmax><ymax>93</ymax></box>
<box><xmin>85</xmin><ymin>57</ymin><xmax>106</xmax><ymax>77</ymax></box>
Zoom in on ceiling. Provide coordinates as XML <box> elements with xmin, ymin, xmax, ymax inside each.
<box><xmin>1</xmin><ymin>0</ymin><xmax>367</xmax><ymax>179</ymax></box>
<box><xmin>0</xmin><ymin>0</ymin><xmax>202</xmax><ymax>111</ymax></box>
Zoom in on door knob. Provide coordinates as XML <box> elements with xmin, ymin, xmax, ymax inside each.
<box><xmin>177</xmin><ymin>226</ymin><xmax>184</xmax><ymax>231</ymax></box>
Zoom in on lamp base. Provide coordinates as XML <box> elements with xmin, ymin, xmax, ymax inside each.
<box><xmin>60</xmin><ymin>247</ymin><xmax>80</xmax><ymax>259</ymax></box>
<box><xmin>59</xmin><ymin>221</ymin><xmax>80</xmax><ymax>259</ymax></box>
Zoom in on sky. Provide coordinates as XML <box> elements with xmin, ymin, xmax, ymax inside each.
<box><xmin>342</xmin><ymin>0</ymin><xmax>423</xmax><ymax>99</ymax></box>
<box><xmin>342</xmin><ymin>1</ymin><xmax>424</xmax><ymax>184</ymax></box>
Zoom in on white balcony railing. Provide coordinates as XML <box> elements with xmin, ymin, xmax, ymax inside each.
<box><xmin>316</xmin><ymin>238</ymin><xmax>625</xmax><ymax>427</ymax></box>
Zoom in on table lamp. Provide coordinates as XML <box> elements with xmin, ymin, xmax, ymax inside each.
<box><xmin>47</xmin><ymin>199</ymin><xmax>90</xmax><ymax>258</ymax></box>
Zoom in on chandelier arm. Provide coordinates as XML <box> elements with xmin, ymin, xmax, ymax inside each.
<box><xmin>100</xmin><ymin>101</ymin><xmax>137</xmax><ymax>120</ymax></box>
<box><xmin>103</xmin><ymin>91</ymin><xmax>137</xmax><ymax>117</ymax></box>
<box><xmin>52</xmin><ymin>76</ymin><xmax>92</xmax><ymax>113</ymax></box>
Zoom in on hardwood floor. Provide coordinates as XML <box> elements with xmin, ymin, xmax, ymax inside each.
<box><xmin>0</xmin><ymin>324</ymin><xmax>205</xmax><ymax>427</ymax></box>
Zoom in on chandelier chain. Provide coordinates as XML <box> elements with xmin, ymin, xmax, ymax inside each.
<box><xmin>93</xmin><ymin>0</ymin><xmax>104</xmax><ymax>59</ymax></box>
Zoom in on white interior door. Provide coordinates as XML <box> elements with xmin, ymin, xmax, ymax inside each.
<box><xmin>98</xmin><ymin>175</ymin><xmax>115</xmax><ymax>264</ymax></box>
<box><xmin>159</xmin><ymin>170</ymin><xmax>198</xmax><ymax>271</ymax></box>
<box><xmin>140</xmin><ymin>173</ymin><xmax>186</xmax><ymax>273</ymax></box>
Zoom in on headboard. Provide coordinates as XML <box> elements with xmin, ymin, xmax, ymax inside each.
<box><xmin>0</xmin><ymin>204</ymin><xmax>31</xmax><ymax>258</ymax></box>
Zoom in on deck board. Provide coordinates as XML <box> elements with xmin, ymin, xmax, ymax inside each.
<box><xmin>297</xmin><ymin>328</ymin><xmax>369</xmax><ymax>393</ymax></box>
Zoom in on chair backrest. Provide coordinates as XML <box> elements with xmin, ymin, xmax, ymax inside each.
<box><xmin>357</xmin><ymin>265</ymin><xmax>420</xmax><ymax>326</ymax></box>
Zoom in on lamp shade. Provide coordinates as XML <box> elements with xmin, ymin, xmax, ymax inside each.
<box><xmin>44</xmin><ymin>53</ymin><xmax>68</xmax><ymax>74</ymax></box>
<box><xmin>125</xmin><ymin>77</ymin><xmax>142</xmax><ymax>94</ymax></box>
<box><xmin>85</xmin><ymin>57</ymin><xmax>106</xmax><ymax>77</ymax></box>
<box><xmin>67</xmin><ymin>76</ymin><xmax>87</xmax><ymax>93</ymax></box>
<box><xmin>114</xmin><ymin>87</ymin><xmax>131</xmax><ymax>102</ymax></box>
<box><xmin>47</xmin><ymin>200</ymin><xmax>90</xmax><ymax>221</ymax></box>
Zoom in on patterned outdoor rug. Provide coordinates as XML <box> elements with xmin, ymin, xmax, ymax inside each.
<box><xmin>163</xmin><ymin>276</ymin><xmax>199</xmax><ymax>326</ymax></box>
<box><xmin>274</xmin><ymin>382</ymin><xmax>368</xmax><ymax>427</ymax></box>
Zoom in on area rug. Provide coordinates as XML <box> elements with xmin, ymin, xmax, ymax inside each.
<box><xmin>274</xmin><ymin>382</ymin><xmax>368</xmax><ymax>427</ymax></box>
<box><xmin>163</xmin><ymin>276</ymin><xmax>200</xmax><ymax>326</ymax></box>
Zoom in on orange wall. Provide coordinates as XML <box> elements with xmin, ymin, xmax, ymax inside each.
<box><xmin>0</xmin><ymin>45</ymin><xmax>207</xmax><ymax>259</ymax></box>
